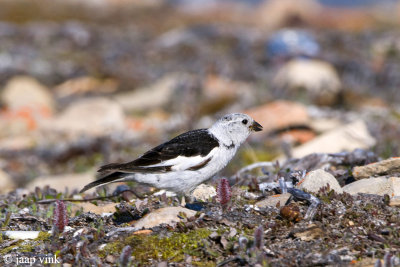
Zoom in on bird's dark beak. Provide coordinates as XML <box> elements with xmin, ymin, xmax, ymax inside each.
<box><xmin>250</xmin><ymin>120</ymin><xmax>263</xmax><ymax>132</ymax></box>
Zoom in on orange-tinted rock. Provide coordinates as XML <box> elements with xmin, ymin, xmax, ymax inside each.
<box><xmin>245</xmin><ymin>100</ymin><xmax>310</xmax><ymax>132</ymax></box>
<box><xmin>279</xmin><ymin>129</ymin><xmax>316</xmax><ymax>144</ymax></box>
<box><xmin>0</xmin><ymin>76</ymin><xmax>54</xmax><ymax>136</ymax></box>
<box><xmin>1</xmin><ymin>76</ymin><xmax>55</xmax><ymax>112</ymax></box>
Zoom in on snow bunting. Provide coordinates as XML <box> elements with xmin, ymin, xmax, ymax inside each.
<box><xmin>80</xmin><ymin>113</ymin><xmax>262</xmax><ymax>194</ymax></box>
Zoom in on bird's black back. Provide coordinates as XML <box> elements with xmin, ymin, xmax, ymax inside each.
<box><xmin>99</xmin><ymin>129</ymin><xmax>220</xmax><ymax>173</ymax></box>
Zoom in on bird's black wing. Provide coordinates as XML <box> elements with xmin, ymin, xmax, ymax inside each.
<box><xmin>98</xmin><ymin>129</ymin><xmax>219</xmax><ymax>173</ymax></box>
<box><xmin>79</xmin><ymin>129</ymin><xmax>220</xmax><ymax>193</ymax></box>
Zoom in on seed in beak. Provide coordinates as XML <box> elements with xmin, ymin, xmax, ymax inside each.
<box><xmin>250</xmin><ymin>121</ymin><xmax>263</xmax><ymax>132</ymax></box>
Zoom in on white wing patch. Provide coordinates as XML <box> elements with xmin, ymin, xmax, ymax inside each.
<box><xmin>144</xmin><ymin>147</ymin><xmax>219</xmax><ymax>171</ymax></box>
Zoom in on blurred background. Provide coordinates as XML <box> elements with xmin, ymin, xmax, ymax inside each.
<box><xmin>1</xmin><ymin>0</ymin><xmax>400</xmax><ymax>194</ymax></box>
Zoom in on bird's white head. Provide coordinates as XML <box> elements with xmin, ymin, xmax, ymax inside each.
<box><xmin>209</xmin><ymin>113</ymin><xmax>263</xmax><ymax>147</ymax></box>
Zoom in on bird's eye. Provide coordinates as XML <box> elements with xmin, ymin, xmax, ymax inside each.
<box><xmin>242</xmin><ymin>119</ymin><xmax>248</xmax><ymax>125</ymax></box>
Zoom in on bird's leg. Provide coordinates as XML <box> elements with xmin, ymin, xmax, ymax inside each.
<box><xmin>177</xmin><ymin>194</ymin><xmax>196</xmax><ymax>206</ymax></box>
<box><xmin>180</xmin><ymin>195</ymin><xmax>186</xmax><ymax>207</ymax></box>
<box><xmin>172</xmin><ymin>193</ymin><xmax>186</xmax><ymax>206</ymax></box>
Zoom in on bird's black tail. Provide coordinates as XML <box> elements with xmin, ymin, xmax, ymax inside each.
<box><xmin>79</xmin><ymin>171</ymin><xmax>128</xmax><ymax>193</ymax></box>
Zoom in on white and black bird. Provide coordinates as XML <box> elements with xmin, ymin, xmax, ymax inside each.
<box><xmin>80</xmin><ymin>113</ymin><xmax>263</xmax><ymax>194</ymax></box>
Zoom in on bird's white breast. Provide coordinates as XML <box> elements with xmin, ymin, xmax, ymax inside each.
<box><xmin>133</xmin><ymin>146</ymin><xmax>237</xmax><ymax>193</ymax></box>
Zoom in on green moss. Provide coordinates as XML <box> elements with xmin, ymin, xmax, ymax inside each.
<box><xmin>240</xmin><ymin>149</ymin><xmax>278</xmax><ymax>165</ymax></box>
<box><xmin>0</xmin><ymin>244</ymin><xmax>19</xmax><ymax>254</ymax></box>
<box><xmin>193</xmin><ymin>261</ymin><xmax>217</xmax><ymax>267</ymax></box>
<box><xmin>319</xmin><ymin>194</ymin><xmax>332</xmax><ymax>204</ymax></box>
<box><xmin>0</xmin><ymin>232</ymin><xmax>51</xmax><ymax>254</ymax></box>
<box><xmin>364</xmin><ymin>203</ymin><xmax>374</xmax><ymax>211</ymax></box>
<box><xmin>101</xmin><ymin>228</ymin><xmax>214</xmax><ymax>264</ymax></box>
<box><xmin>392</xmin><ymin>111</ymin><xmax>400</xmax><ymax>121</ymax></box>
<box><xmin>18</xmin><ymin>241</ymin><xmax>36</xmax><ymax>253</ymax></box>
<box><xmin>36</xmin><ymin>231</ymin><xmax>51</xmax><ymax>241</ymax></box>
<box><xmin>0</xmin><ymin>241</ymin><xmax>34</xmax><ymax>254</ymax></box>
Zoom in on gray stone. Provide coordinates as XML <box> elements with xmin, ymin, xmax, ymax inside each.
<box><xmin>273</xmin><ymin>59</ymin><xmax>341</xmax><ymax>106</ymax></box>
<box><xmin>1</xmin><ymin>75</ymin><xmax>55</xmax><ymax>111</ymax></box>
<box><xmin>114</xmin><ymin>74</ymin><xmax>179</xmax><ymax>112</ymax></box>
<box><xmin>342</xmin><ymin>177</ymin><xmax>400</xmax><ymax>196</ymax></box>
<box><xmin>298</xmin><ymin>169</ymin><xmax>343</xmax><ymax>193</ymax></box>
<box><xmin>133</xmin><ymin>207</ymin><xmax>196</xmax><ymax>229</ymax></box>
<box><xmin>293</xmin><ymin>224</ymin><xmax>324</xmax><ymax>241</ymax></box>
<box><xmin>41</xmin><ymin>98</ymin><xmax>125</xmax><ymax>136</ymax></box>
<box><xmin>290</xmin><ymin>120</ymin><xmax>376</xmax><ymax>158</ymax></box>
<box><xmin>255</xmin><ymin>193</ymin><xmax>291</xmax><ymax>208</ymax></box>
<box><xmin>190</xmin><ymin>184</ymin><xmax>216</xmax><ymax>201</ymax></box>
<box><xmin>353</xmin><ymin>157</ymin><xmax>400</xmax><ymax>179</ymax></box>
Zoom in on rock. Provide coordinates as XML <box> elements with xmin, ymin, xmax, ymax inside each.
<box><xmin>290</xmin><ymin>120</ymin><xmax>376</xmax><ymax>158</ymax></box>
<box><xmin>26</xmin><ymin>172</ymin><xmax>95</xmax><ymax>192</ymax></box>
<box><xmin>255</xmin><ymin>193</ymin><xmax>291</xmax><ymax>208</ymax></box>
<box><xmin>190</xmin><ymin>184</ymin><xmax>216</xmax><ymax>201</ymax></box>
<box><xmin>70</xmin><ymin>202</ymin><xmax>118</xmax><ymax>215</ymax></box>
<box><xmin>245</xmin><ymin>100</ymin><xmax>310</xmax><ymax>132</ymax></box>
<box><xmin>3</xmin><ymin>231</ymin><xmax>40</xmax><ymax>240</ymax></box>
<box><xmin>157</xmin><ymin>262</ymin><xmax>168</xmax><ymax>267</ymax></box>
<box><xmin>279</xmin><ymin>129</ymin><xmax>316</xmax><ymax>144</ymax></box>
<box><xmin>153</xmin><ymin>190</ymin><xmax>177</xmax><ymax>198</ymax></box>
<box><xmin>54</xmin><ymin>76</ymin><xmax>118</xmax><ymax>98</ymax></box>
<box><xmin>266</xmin><ymin>29</ymin><xmax>320</xmax><ymax>59</ymax></box>
<box><xmin>389</xmin><ymin>196</ymin><xmax>400</xmax><ymax>207</ymax></box>
<box><xmin>114</xmin><ymin>74</ymin><xmax>179</xmax><ymax>112</ymax></box>
<box><xmin>352</xmin><ymin>158</ymin><xmax>400</xmax><ymax>180</ymax></box>
<box><xmin>0</xmin><ymin>106</ymin><xmax>53</xmax><ymax>136</ymax></box>
<box><xmin>298</xmin><ymin>169</ymin><xmax>343</xmax><ymax>194</ymax></box>
<box><xmin>0</xmin><ymin>169</ymin><xmax>16</xmax><ymax>194</ymax></box>
<box><xmin>133</xmin><ymin>229</ymin><xmax>153</xmax><ymax>235</ymax></box>
<box><xmin>342</xmin><ymin>177</ymin><xmax>400</xmax><ymax>196</ymax></box>
<box><xmin>0</xmin><ymin>136</ymin><xmax>36</xmax><ymax>151</ymax></box>
<box><xmin>0</xmin><ymin>76</ymin><xmax>54</xmax><ymax>136</ymax></box>
<box><xmin>105</xmin><ymin>255</ymin><xmax>116</xmax><ymax>264</ymax></box>
<box><xmin>293</xmin><ymin>224</ymin><xmax>324</xmax><ymax>241</ymax></box>
<box><xmin>41</xmin><ymin>98</ymin><xmax>125</xmax><ymax>136</ymax></box>
<box><xmin>1</xmin><ymin>76</ymin><xmax>54</xmax><ymax>112</ymax></box>
<box><xmin>133</xmin><ymin>207</ymin><xmax>196</xmax><ymax>229</ymax></box>
<box><xmin>0</xmin><ymin>114</ymin><xmax>27</xmax><ymax>137</ymax></box>
<box><xmin>273</xmin><ymin>59</ymin><xmax>341</xmax><ymax>106</ymax></box>
<box><xmin>310</xmin><ymin>118</ymin><xmax>343</xmax><ymax>133</ymax></box>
